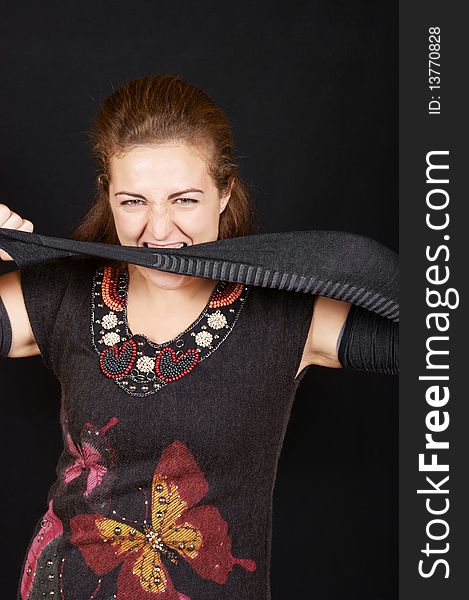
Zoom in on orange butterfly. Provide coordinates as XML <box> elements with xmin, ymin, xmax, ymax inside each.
<box><xmin>95</xmin><ymin>472</ymin><xmax>202</xmax><ymax>592</ymax></box>
<box><xmin>70</xmin><ymin>440</ymin><xmax>256</xmax><ymax>599</ymax></box>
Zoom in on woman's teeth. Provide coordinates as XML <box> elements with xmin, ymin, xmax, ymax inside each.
<box><xmin>144</xmin><ymin>242</ymin><xmax>187</xmax><ymax>248</ymax></box>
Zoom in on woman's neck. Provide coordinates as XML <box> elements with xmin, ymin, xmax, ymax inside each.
<box><xmin>127</xmin><ymin>264</ymin><xmax>218</xmax><ymax>314</ymax></box>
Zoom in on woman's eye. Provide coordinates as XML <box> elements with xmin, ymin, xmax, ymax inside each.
<box><xmin>120</xmin><ymin>197</ymin><xmax>197</xmax><ymax>206</ymax></box>
<box><xmin>174</xmin><ymin>197</ymin><xmax>198</xmax><ymax>204</ymax></box>
<box><xmin>121</xmin><ymin>199</ymin><xmax>144</xmax><ymax>206</ymax></box>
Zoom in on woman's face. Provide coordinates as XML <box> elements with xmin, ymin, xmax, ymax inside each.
<box><xmin>108</xmin><ymin>143</ymin><xmax>231</xmax><ymax>290</ymax></box>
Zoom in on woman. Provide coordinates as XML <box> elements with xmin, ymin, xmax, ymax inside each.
<box><xmin>0</xmin><ymin>75</ymin><xmax>397</xmax><ymax>599</ymax></box>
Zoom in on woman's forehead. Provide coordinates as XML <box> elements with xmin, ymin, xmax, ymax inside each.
<box><xmin>108</xmin><ymin>144</ymin><xmax>214</xmax><ymax>197</ymax></box>
<box><xmin>111</xmin><ymin>144</ymin><xmax>210</xmax><ymax>178</ymax></box>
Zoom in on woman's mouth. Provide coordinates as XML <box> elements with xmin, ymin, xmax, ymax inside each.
<box><xmin>143</xmin><ymin>242</ymin><xmax>188</xmax><ymax>249</ymax></box>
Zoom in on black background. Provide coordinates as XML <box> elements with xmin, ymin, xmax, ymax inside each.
<box><xmin>0</xmin><ymin>2</ymin><xmax>397</xmax><ymax>598</ymax></box>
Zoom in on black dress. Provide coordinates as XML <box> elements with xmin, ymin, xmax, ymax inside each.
<box><xmin>17</xmin><ymin>256</ymin><xmax>315</xmax><ymax>600</ymax></box>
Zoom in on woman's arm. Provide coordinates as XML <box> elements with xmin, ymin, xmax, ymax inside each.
<box><xmin>296</xmin><ymin>296</ymin><xmax>351</xmax><ymax>374</ymax></box>
<box><xmin>0</xmin><ymin>271</ymin><xmax>40</xmax><ymax>358</ymax></box>
<box><xmin>297</xmin><ymin>294</ymin><xmax>399</xmax><ymax>377</ymax></box>
<box><xmin>0</xmin><ymin>203</ymin><xmax>39</xmax><ymax>359</ymax></box>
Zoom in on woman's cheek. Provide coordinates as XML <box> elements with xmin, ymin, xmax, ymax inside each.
<box><xmin>181</xmin><ymin>208</ymin><xmax>220</xmax><ymax>241</ymax></box>
<box><xmin>116</xmin><ymin>212</ymin><xmax>147</xmax><ymax>243</ymax></box>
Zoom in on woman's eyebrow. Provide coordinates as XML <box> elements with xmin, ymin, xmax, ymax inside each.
<box><xmin>168</xmin><ymin>188</ymin><xmax>204</xmax><ymax>198</ymax></box>
<box><xmin>114</xmin><ymin>188</ymin><xmax>205</xmax><ymax>199</ymax></box>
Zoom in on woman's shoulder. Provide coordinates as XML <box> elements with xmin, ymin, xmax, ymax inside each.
<box><xmin>18</xmin><ymin>256</ymin><xmax>112</xmax><ymax>310</ymax></box>
<box><xmin>245</xmin><ymin>284</ymin><xmax>316</xmax><ymax>333</ymax></box>
<box><xmin>20</xmin><ymin>256</ymin><xmax>109</xmax><ymax>283</ymax></box>
<box><xmin>247</xmin><ymin>283</ymin><xmax>316</xmax><ymax>310</ymax></box>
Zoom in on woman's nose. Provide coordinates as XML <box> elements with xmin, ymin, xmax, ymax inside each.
<box><xmin>145</xmin><ymin>207</ymin><xmax>174</xmax><ymax>240</ymax></box>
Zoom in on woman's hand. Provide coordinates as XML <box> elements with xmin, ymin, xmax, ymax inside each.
<box><xmin>0</xmin><ymin>204</ymin><xmax>34</xmax><ymax>261</ymax></box>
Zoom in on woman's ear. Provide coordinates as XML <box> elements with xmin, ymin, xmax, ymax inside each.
<box><xmin>219</xmin><ymin>196</ymin><xmax>230</xmax><ymax>214</ymax></box>
<box><xmin>219</xmin><ymin>179</ymin><xmax>234</xmax><ymax>214</ymax></box>
<box><xmin>97</xmin><ymin>173</ymin><xmax>110</xmax><ymax>190</ymax></box>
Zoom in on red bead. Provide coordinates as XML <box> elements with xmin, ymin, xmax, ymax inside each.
<box><xmin>209</xmin><ymin>283</ymin><xmax>244</xmax><ymax>308</ymax></box>
<box><xmin>101</xmin><ymin>266</ymin><xmax>125</xmax><ymax>311</ymax></box>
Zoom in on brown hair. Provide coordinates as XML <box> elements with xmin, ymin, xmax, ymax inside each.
<box><xmin>72</xmin><ymin>74</ymin><xmax>257</xmax><ymax>244</ymax></box>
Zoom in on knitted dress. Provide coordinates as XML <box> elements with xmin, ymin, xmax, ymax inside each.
<box><xmin>16</xmin><ymin>256</ymin><xmax>315</xmax><ymax>600</ymax></box>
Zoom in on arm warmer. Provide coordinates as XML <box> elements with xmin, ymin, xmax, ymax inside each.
<box><xmin>0</xmin><ymin>295</ymin><xmax>12</xmax><ymax>358</ymax></box>
<box><xmin>337</xmin><ymin>304</ymin><xmax>399</xmax><ymax>374</ymax></box>
<box><xmin>0</xmin><ymin>228</ymin><xmax>398</xmax><ymax>373</ymax></box>
<box><xmin>0</xmin><ymin>228</ymin><xmax>399</xmax><ymax>321</ymax></box>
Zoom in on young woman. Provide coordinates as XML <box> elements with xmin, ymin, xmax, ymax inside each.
<box><xmin>0</xmin><ymin>74</ymin><xmax>397</xmax><ymax>600</ymax></box>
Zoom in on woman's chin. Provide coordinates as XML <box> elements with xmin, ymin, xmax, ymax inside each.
<box><xmin>138</xmin><ymin>266</ymin><xmax>191</xmax><ymax>289</ymax></box>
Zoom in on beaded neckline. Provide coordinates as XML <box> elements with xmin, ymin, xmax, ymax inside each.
<box><xmin>91</xmin><ymin>265</ymin><xmax>249</xmax><ymax>397</ymax></box>
<box><xmin>122</xmin><ymin>267</ymin><xmax>222</xmax><ymax>349</ymax></box>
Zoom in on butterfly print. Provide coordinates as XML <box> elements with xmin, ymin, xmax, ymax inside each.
<box><xmin>70</xmin><ymin>440</ymin><xmax>256</xmax><ymax>599</ymax></box>
<box><xmin>62</xmin><ymin>417</ymin><xmax>119</xmax><ymax>510</ymax></box>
